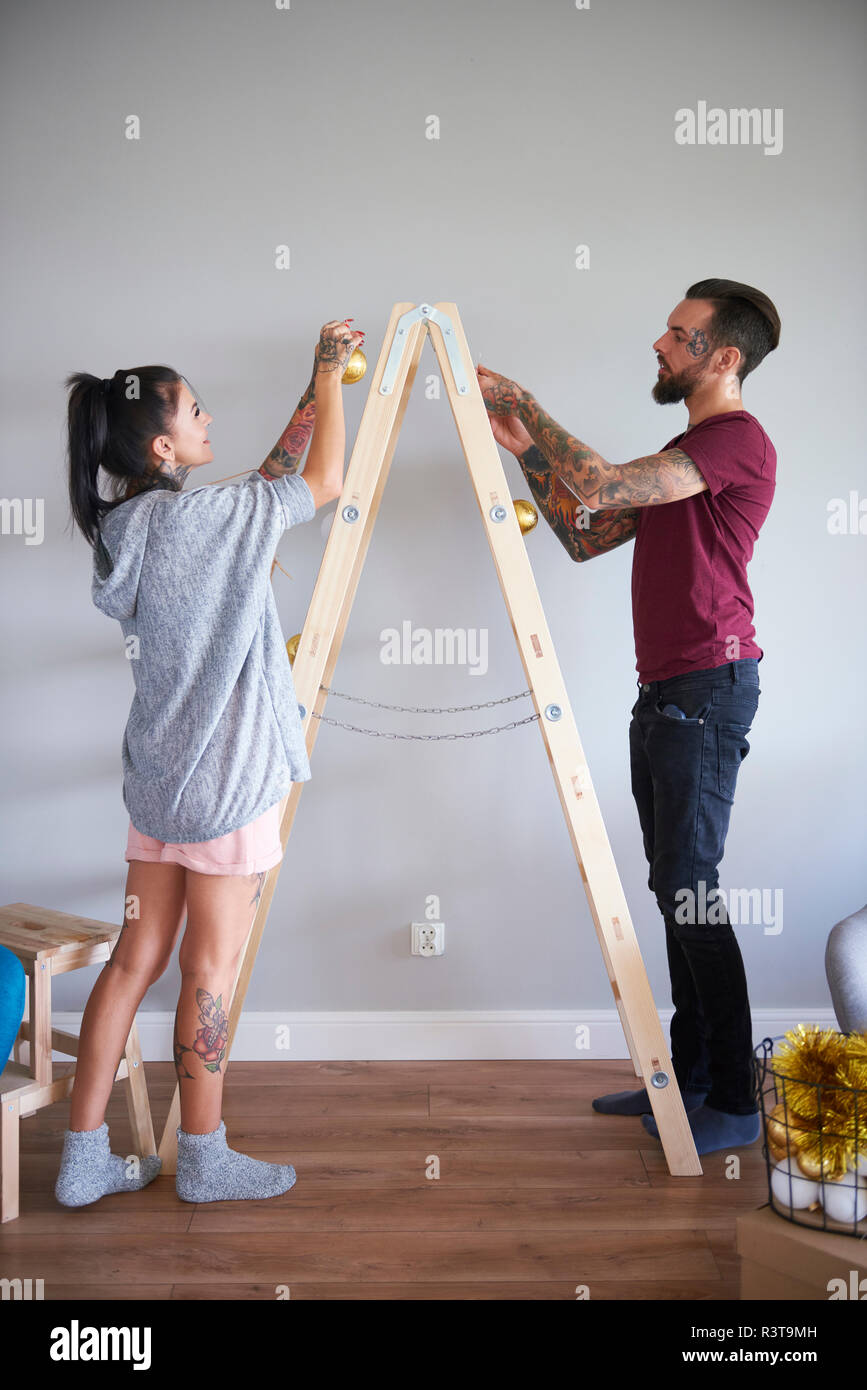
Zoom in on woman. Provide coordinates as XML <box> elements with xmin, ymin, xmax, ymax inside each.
<box><xmin>56</xmin><ymin>318</ymin><xmax>364</xmax><ymax>1205</ymax></box>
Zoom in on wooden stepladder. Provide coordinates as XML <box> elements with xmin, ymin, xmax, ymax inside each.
<box><xmin>157</xmin><ymin>301</ymin><xmax>702</xmax><ymax>1177</ymax></box>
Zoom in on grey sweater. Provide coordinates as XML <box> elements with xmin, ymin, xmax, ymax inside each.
<box><xmin>92</xmin><ymin>470</ymin><xmax>317</xmax><ymax>843</ymax></box>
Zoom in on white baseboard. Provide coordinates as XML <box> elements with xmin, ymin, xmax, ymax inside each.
<box><xmin>48</xmin><ymin>1007</ymin><xmax>838</xmax><ymax>1062</ymax></box>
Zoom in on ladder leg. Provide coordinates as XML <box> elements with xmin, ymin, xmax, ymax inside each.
<box><xmin>122</xmin><ymin>1019</ymin><xmax>156</xmax><ymax>1160</ymax></box>
<box><xmin>584</xmin><ymin>864</ymin><xmax>644</xmax><ymax>1080</ymax></box>
<box><xmin>608</xmin><ymin>972</ymin><xmax>645</xmax><ymax>1082</ymax></box>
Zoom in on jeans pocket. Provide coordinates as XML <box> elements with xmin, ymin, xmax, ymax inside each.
<box><xmin>717</xmin><ymin>722</ymin><xmax>752</xmax><ymax>801</ymax></box>
<box><xmin>655</xmin><ymin>697</ymin><xmax>712</xmax><ymax>726</ymax></box>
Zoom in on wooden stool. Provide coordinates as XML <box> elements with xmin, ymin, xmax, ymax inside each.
<box><xmin>0</xmin><ymin>902</ymin><xmax>156</xmax><ymax>1222</ymax></box>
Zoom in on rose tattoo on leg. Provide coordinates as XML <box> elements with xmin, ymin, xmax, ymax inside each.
<box><xmin>174</xmin><ymin>988</ymin><xmax>230</xmax><ymax>1077</ymax></box>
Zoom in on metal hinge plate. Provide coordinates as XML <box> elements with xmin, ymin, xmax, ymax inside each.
<box><xmin>379</xmin><ymin>303</ymin><xmax>469</xmax><ymax>396</ymax></box>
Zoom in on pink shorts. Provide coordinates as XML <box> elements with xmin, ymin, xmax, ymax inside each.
<box><xmin>125</xmin><ymin>799</ymin><xmax>285</xmax><ymax>876</ymax></box>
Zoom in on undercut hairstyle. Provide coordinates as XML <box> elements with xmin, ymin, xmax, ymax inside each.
<box><xmin>685</xmin><ymin>278</ymin><xmax>781</xmax><ymax>383</ymax></box>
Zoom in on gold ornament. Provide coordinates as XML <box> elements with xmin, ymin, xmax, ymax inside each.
<box><xmin>793</xmin><ymin>1116</ymin><xmax>856</xmax><ymax>1183</ymax></box>
<box><xmin>796</xmin><ymin>1147</ymin><xmax>843</xmax><ymax>1181</ymax></box>
<box><xmin>765</xmin><ymin>1101</ymin><xmax>814</xmax><ymax>1156</ymax></box>
<box><xmin>513</xmin><ymin>499</ymin><xmax>538</xmax><ymax>534</ymax></box>
<box><xmin>286</xmin><ymin>634</ymin><xmax>301</xmax><ymax>666</ymax></box>
<box><xmin>342</xmin><ymin>348</ymin><xmax>367</xmax><ymax>384</ymax></box>
<box><xmin>766</xmin><ymin>1107</ymin><xmax>792</xmax><ymax>1154</ymax></box>
<box><xmin>765</xmin><ymin>1115</ymin><xmax>790</xmax><ymax>1155</ymax></box>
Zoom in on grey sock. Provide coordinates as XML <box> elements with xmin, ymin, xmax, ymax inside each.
<box><xmin>175</xmin><ymin>1119</ymin><xmax>297</xmax><ymax>1203</ymax></box>
<box><xmin>55</xmin><ymin>1122</ymin><xmax>161</xmax><ymax>1207</ymax></box>
<box><xmin>592</xmin><ymin>1086</ymin><xmax>708</xmax><ymax>1115</ymax></box>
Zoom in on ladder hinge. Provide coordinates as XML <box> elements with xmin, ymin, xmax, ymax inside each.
<box><xmin>379</xmin><ymin>303</ymin><xmax>469</xmax><ymax>397</ymax></box>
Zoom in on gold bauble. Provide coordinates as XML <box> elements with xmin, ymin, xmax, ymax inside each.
<box><xmin>513</xmin><ymin>499</ymin><xmax>538</xmax><ymax>534</ymax></box>
<box><xmin>795</xmin><ymin>1146</ymin><xmax>842</xmax><ymax>1182</ymax></box>
<box><xmin>766</xmin><ymin>1101</ymin><xmax>811</xmax><ymax>1155</ymax></box>
<box><xmin>766</xmin><ymin>1115</ymin><xmax>792</xmax><ymax>1155</ymax></box>
<box><xmin>286</xmin><ymin>634</ymin><xmax>301</xmax><ymax>666</ymax></box>
<box><xmin>794</xmin><ymin>1123</ymin><xmax>852</xmax><ymax>1183</ymax></box>
<box><xmin>342</xmin><ymin>348</ymin><xmax>367</xmax><ymax>384</ymax></box>
<box><xmin>767</xmin><ymin>1139</ymin><xmax>788</xmax><ymax>1165</ymax></box>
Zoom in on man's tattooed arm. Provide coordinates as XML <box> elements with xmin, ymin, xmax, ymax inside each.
<box><xmin>588</xmin><ymin>445</ymin><xmax>708</xmax><ymax>508</ymax></box>
<box><xmin>517</xmin><ymin>445</ymin><xmax>639</xmax><ymax>561</ymax></box>
<box><xmin>258</xmin><ymin>370</ymin><xmax>317</xmax><ymax>479</ymax></box>
<box><xmin>516</xmin><ymin>396</ymin><xmax>708</xmax><ymax>510</ymax></box>
<box><xmin>482</xmin><ymin>375</ymin><xmax>709</xmax><ymax>510</ymax></box>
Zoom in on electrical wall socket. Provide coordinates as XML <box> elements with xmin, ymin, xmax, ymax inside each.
<box><xmin>411</xmin><ymin>922</ymin><xmax>444</xmax><ymax>957</ymax></box>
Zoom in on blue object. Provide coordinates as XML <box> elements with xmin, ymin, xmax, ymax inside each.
<box><xmin>661</xmin><ymin>703</ymin><xmax>687</xmax><ymax>719</ymax></box>
<box><xmin>641</xmin><ymin>1104</ymin><xmax>761</xmax><ymax>1155</ymax></box>
<box><xmin>0</xmin><ymin>945</ymin><xmax>26</xmax><ymax>1075</ymax></box>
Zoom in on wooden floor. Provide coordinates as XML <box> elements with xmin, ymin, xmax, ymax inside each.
<box><xmin>2</xmin><ymin>1059</ymin><xmax>769</xmax><ymax>1300</ymax></box>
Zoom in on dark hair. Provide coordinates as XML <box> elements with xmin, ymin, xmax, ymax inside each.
<box><xmin>685</xmin><ymin>278</ymin><xmax>781</xmax><ymax>383</ymax></box>
<box><xmin>64</xmin><ymin>366</ymin><xmax>202</xmax><ymax>548</ymax></box>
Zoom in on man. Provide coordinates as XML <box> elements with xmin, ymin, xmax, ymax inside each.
<box><xmin>477</xmin><ymin>279</ymin><xmax>780</xmax><ymax>1156</ymax></box>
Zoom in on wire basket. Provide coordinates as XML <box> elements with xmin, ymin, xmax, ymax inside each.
<box><xmin>754</xmin><ymin>1035</ymin><xmax>867</xmax><ymax>1239</ymax></box>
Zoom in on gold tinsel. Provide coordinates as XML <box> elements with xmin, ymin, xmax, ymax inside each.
<box><xmin>765</xmin><ymin>1025</ymin><xmax>867</xmax><ymax>1181</ymax></box>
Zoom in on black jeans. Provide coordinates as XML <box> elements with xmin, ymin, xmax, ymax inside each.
<box><xmin>629</xmin><ymin>658</ymin><xmax>760</xmax><ymax>1114</ymax></box>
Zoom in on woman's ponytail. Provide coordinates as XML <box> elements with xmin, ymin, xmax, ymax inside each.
<box><xmin>65</xmin><ymin>372</ymin><xmax>113</xmax><ymax>548</ymax></box>
<box><xmin>64</xmin><ymin>365</ymin><xmax>194</xmax><ymax>548</ymax></box>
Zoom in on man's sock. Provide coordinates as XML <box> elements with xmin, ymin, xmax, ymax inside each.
<box><xmin>175</xmin><ymin>1119</ymin><xmax>297</xmax><ymax>1202</ymax></box>
<box><xmin>592</xmin><ymin>1086</ymin><xmax>708</xmax><ymax>1116</ymax></box>
<box><xmin>640</xmin><ymin>1103</ymin><xmax>761</xmax><ymax>1154</ymax></box>
<box><xmin>55</xmin><ymin>1122</ymin><xmax>161</xmax><ymax>1207</ymax></box>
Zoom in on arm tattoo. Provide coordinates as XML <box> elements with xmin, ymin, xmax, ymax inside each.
<box><xmin>259</xmin><ymin>373</ymin><xmax>317</xmax><ymax>479</ymax></box>
<box><xmin>593</xmin><ymin>447</ymin><xmax>708</xmax><ymax>507</ymax></box>
<box><xmin>518</xmin><ymin>445</ymin><xmax>639</xmax><ymax>560</ymax></box>
<box><xmin>514</xmin><ymin>396</ymin><xmax>707</xmax><ymax>509</ymax></box>
<box><xmin>516</xmin><ymin>396</ymin><xmax>614</xmax><ymax>506</ymax></box>
<box><xmin>314</xmin><ymin>338</ymin><xmax>350</xmax><ymax>372</ymax></box>
<box><xmin>483</xmin><ymin>377</ymin><xmax>526</xmax><ymax>416</ymax></box>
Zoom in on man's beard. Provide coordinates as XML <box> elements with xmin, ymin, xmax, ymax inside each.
<box><xmin>652</xmin><ymin>361</ymin><xmax>706</xmax><ymax>404</ymax></box>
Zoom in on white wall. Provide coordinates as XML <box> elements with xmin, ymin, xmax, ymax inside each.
<box><xmin>1</xmin><ymin>0</ymin><xmax>864</xmax><ymax>1037</ymax></box>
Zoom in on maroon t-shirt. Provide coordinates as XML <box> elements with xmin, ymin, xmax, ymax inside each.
<box><xmin>630</xmin><ymin>409</ymin><xmax>776</xmax><ymax>683</ymax></box>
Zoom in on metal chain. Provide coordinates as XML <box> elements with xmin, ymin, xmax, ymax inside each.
<box><xmin>318</xmin><ymin>685</ymin><xmax>533</xmax><ymax>715</ymax></box>
<box><xmin>309</xmin><ymin>710</ymin><xmax>542</xmax><ymax>740</ymax></box>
